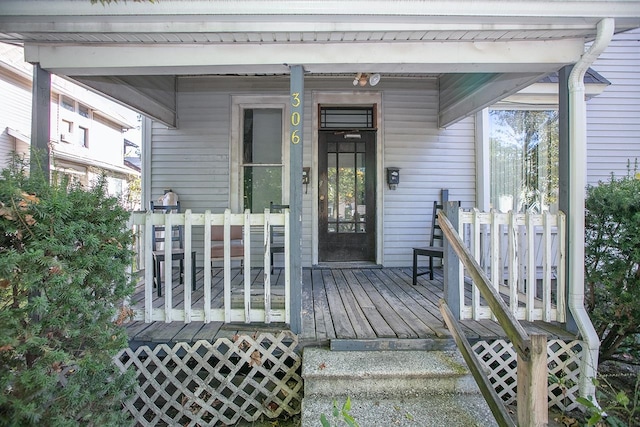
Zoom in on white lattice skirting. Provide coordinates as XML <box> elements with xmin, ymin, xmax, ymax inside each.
<box><xmin>473</xmin><ymin>339</ymin><xmax>583</xmax><ymax>412</ymax></box>
<box><xmin>115</xmin><ymin>331</ymin><xmax>303</xmax><ymax>426</ymax></box>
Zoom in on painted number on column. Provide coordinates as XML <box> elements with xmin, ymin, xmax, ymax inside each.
<box><xmin>291</xmin><ymin>92</ymin><xmax>301</xmax><ymax>144</ymax></box>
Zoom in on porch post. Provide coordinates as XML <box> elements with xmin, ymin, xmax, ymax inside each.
<box><xmin>558</xmin><ymin>65</ymin><xmax>577</xmax><ymax>332</ymax></box>
<box><xmin>30</xmin><ymin>63</ymin><xmax>51</xmax><ymax>180</ymax></box>
<box><xmin>443</xmin><ymin>201</ymin><xmax>461</xmax><ymax>319</ymax></box>
<box><xmin>288</xmin><ymin>65</ymin><xmax>304</xmax><ymax>334</ymax></box>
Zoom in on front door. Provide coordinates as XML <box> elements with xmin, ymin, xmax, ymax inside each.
<box><xmin>318</xmin><ymin>130</ymin><xmax>376</xmax><ymax>262</ymax></box>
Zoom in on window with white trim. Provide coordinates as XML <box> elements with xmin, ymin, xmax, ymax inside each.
<box><xmin>231</xmin><ymin>96</ymin><xmax>289</xmax><ymax>213</ymax></box>
<box><xmin>488</xmin><ymin>109</ymin><xmax>559</xmax><ymax>213</ymax></box>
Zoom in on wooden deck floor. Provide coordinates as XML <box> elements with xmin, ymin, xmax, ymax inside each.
<box><xmin>125</xmin><ymin>266</ymin><xmax>574</xmax><ymax>349</ymax></box>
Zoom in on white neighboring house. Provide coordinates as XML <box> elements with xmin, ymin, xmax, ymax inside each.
<box><xmin>0</xmin><ymin>42</ymin><xmax>141</xmax><ymax>208</ymax></box>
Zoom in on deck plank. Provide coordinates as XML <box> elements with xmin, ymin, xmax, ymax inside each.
<box><xmin>361</xmin><ymin>269</ymin><xmax>439</xmax><ymax>338</ymax></box>
<box><xmin>341</xmin><ymin>269</ymin><xmax>396</xmax><ymax>338</ymax></box>
<box><xmin>311</xmin><ymin>268</ymin><xmax>335</xmax><ymax>340</ymax></box>
<box><xmin>321</xmin><ymin>270</ymin><xmax>357</xmax><ymax>339</ymax></box>
<box><xmin>352</xmin><ymin>269</ymin><xmax>418</xmax><ymax>338</ymax></box>
<box><xmin>300</xmin><ymin>268</ymin><xmax>317</xmax><ymax>340</ymax></box>
<box><xmin>373</xmin><ymin>268</ymin><xmax>451</xmax><ymax>338</ymax></box>
<box><xmin>331</xmin><ymin>269</ymin><xmax>377</xmax><ymax>339</ymax></box>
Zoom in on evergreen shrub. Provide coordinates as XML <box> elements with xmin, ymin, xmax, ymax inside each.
<box><xmin>585</xmin><ymin>164</ymin><xmax>640</xmax><ymax>362</ymax></box>
<box><xmin>0</xmin><ymin>157</ymin><xmax>135</xmax><ymax>426</ymax></box>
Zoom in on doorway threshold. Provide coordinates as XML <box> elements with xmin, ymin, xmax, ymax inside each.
<box><xmin>315</xmin><ymin>262</ymin><xmax>382</xmax><ymax>269</ymax></box>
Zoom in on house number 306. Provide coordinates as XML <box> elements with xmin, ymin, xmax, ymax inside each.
<box><xmin>291</xmin><ymin>92</ymin><xmax>301</xmax><ymax>144</ymax></box>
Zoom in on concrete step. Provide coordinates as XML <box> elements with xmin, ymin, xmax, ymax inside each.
<box><xmin>301</xmin><ymin>394</ymin><xmax>499</xmax><ymax>427</ymax></box>
<box><xmin>302</xmin><ymin>347</ymin><xmax>478</xmax><ymax>397</ymax></box>
<box><xmin>301</xmin><ymin>347</ymin><xmax>500</xmax><ymax>427</ymax></box>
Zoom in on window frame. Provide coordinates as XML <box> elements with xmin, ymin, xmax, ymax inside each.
<box><xmin>230</xmin><ymin>95</ymin><xmax>290</xmax><ymax>213</ymax></box>
<box><xmin>484</xmin><ymin>105</ymin><xmax>560</xmax><ymax>214</ymax></box>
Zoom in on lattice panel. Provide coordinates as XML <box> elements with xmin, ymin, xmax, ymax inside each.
<box><xmin>115</xmin><ymin>331</ymin><xmax>302</xmax><ymax>426</ymax></box>
<box><xmin>472</xmin><ymin>339</ymin><xmax>583</xmax><ymax>412</ymax></box>
<box><xmin>547</xmin><ymin>340</ymin><xmax>583</xmax><ymax>411</ymax></box>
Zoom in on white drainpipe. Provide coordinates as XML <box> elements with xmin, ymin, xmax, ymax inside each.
<box><xmin>568</xmin><ymin>17</ymin><xmax>614</xmax><ymax>401</ymax></box>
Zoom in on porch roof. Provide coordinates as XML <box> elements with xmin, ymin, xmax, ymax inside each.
<box><xmin>0</xmin><ymin>1</ymin><xmax>638</xmax><ymax>126</ymax></box>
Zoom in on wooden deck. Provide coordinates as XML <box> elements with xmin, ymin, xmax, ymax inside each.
<box><xmin>125</xmin><ymin>266</ymin><xmax>574</xmax><ymax>350</ymax></box>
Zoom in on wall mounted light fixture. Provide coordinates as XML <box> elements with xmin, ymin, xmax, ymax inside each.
<box><xmin>352</xmin><ymin>73</ymin><xmax>381</xmax><ymax>87</ymax></box>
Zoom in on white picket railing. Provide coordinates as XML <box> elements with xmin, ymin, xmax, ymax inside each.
<box><xmin>456</xmin><ymin>209</ymin><xmax>566</xmax><ymax>322</ymax></box>
<box><xmin>127</xmin><ymin>208</ymin><xmax>290</xmax><ymax>324</ymax></box>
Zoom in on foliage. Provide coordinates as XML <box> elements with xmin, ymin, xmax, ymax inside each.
<box><xmin>576</xmin><ymin>375</ymin><xmax>639</xmax><ymax>426</ymax></box>
<box><xmin>550</xmin><ymin>369</ymin><xmax>640</xmax><ymax>426</ymax></box>
<box><xmin>584</xmin><ymin>162</ymin><xmax>640</xmax><ymax>361</ymax></box>
<box><xmin>320</xmin><ymin>396</ymin><xmax>359</xmax><ymax>427</ymax></box>
<box><xmin>0</xmin><ymin>156</ymin><xmax>136</xmax><ymax>426</ymax></box>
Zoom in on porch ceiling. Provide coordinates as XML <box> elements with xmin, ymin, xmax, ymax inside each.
<box><xmin>0</xmin><ymin>0</ymin><xmax>638</xmax><ymax>127</ymax></box>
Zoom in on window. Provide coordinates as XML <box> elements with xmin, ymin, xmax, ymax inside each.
<box><xmin>231</xmin><ymin>96</ymin><xmax>289</xmax><ymax>213</ymax></box>
<box><xmin>61</xmin><ymin>96</ymin><xmax>75</xmax><ymax>112</ymax></box>
<box><xmin>78</xmin><ymin>104</ymin><xmax>90</xmax><ymax>118</ymax></box>
<box><xmin>58</xmin><ymin>95</ymin><xmax>92</xmax><ymax>147</ymax></box>
<box><xmin>242</xmin><ymin>109</ymin><xmax>283</xmax><ymax>212</ymax></box>
<box><xmin>489</xmin><ymin>109</ymin><xmax>559</xmax><ymax>213</ymax></box>
<box><xmin>77</xmin><ymin>126</ymin><xmax>88</xmax><ymax>148</ymax></box>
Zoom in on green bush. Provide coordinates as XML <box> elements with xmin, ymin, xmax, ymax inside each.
<box><xmin>585</xmin><ymin>164</ymin><xmax>640</xmax><ymax>362</ymax></box>
<box><xmin>0</xmin><ymin>157</ymin><xmax>136</xmax><ymax>426</ymax></box>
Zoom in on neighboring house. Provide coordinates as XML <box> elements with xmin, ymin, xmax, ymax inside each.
<box><xmin>0</xmin><ymin>42</ymin><xmax>141</xmax><ymax>208</ymax></box>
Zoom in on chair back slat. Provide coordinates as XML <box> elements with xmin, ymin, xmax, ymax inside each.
<box><xmin>150</xmin><ymin>201</ymin><xmax>183</xmax><ymax>251</ymax></box>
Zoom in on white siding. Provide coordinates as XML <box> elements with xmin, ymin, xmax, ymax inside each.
<box><xmin>150</xmin><ymin>77</ymin><xmax>477</xmax><ymax>267</ymax></box>
<box><xmin>0</xmin><ymin>66</ymin><xmax>32</xmax><ymax>166</ymax></box>
<box><xmin>587</xmin><ymin>28</ymin><xmax>640</xmax><ymax>184</ymax></box>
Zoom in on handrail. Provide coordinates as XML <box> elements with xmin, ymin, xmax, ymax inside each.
<box><xmin>438</xmin><ymin>207</ymin><xmax>549</xmax><ymax>426</ymax></box>
<box><xmin>438</xmin><ymin>209</ymin><xmax>531</xmax><ymax>360</ymax></box>
<box><xmin>439</xmin><ymin>300</ymin><xmax>517</xmax><ymax>427</ymax></box>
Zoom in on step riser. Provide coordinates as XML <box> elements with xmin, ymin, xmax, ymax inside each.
<box><xmin>305</xmin><ymin>374</ymin><xmax>479</xmax><ymax>397</ymax></box>
<box><xmin>301</xmin><ymin>348</ymin><xmax>496</xmax><ymax>426</ymax></box>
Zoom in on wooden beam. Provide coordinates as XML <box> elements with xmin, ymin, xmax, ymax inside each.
<box><xmin>517</xmin><ymin>334</ymin><xmax>549</xmax><ymax>427</ymax></box>
<box><xmin>443</xmin><ymin>202</ymin><xmax>461</xmax><ymax>319</ymax></box>
<box><xmin>440</xmin><ymin>300</ymin><xmax>516</xmax><ymax>427</ymax></box>
<box><xmin>24</xmin><ymin>39</ymin><xmax>583</xmax><ymax>75</ymax></box>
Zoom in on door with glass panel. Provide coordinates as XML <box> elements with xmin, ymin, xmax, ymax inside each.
<box><xmin>318</xmin><ymin>129</ymin><xmax>376</xmax><ymax>262</ymax></box>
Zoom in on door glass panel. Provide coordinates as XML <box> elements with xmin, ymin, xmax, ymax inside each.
<box><xmin>325</xmin><ymin>140</ymin><xmax>369</xmax><ymax>235</ymax></box>
<box><xmin>327</xmin><ymin>153</ymin><xmax>337</xmax><ymax>231</ymax></box>
<box><xmin>338</xmin><ymin>152</ymin><xmax>356</xmax><ymax>231</ymax></box>
<box><xmin>356</xmin><ymin>152</ymin><xmax>366</xmax><ymax>231</ymax></box>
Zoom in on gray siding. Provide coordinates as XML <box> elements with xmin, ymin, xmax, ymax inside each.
<box><xmin>587</xmin><ymin>28</ymin><xmax>640</xmax><ymax>184</ymax></box>
<box><xmin>383</xmin><ymin>81</ymin><xmax>475</xmax><ymax>266</ymax></box>
<box><xmin>149</xmin><ymin>76</ymin><xmax>477</xmax><ymax>267</ymax></box>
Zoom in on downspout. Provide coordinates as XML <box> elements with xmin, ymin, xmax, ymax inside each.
<box><xmin>567</xmin><ymin>17</ymin><xmax>614</xmax><ymax>401</ymax></box>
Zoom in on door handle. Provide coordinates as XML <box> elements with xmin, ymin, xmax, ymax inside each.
<box><xmin>319</xmin><ymin>195</ymin><xmax>325</xmax><ymax>213</ymax></box>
